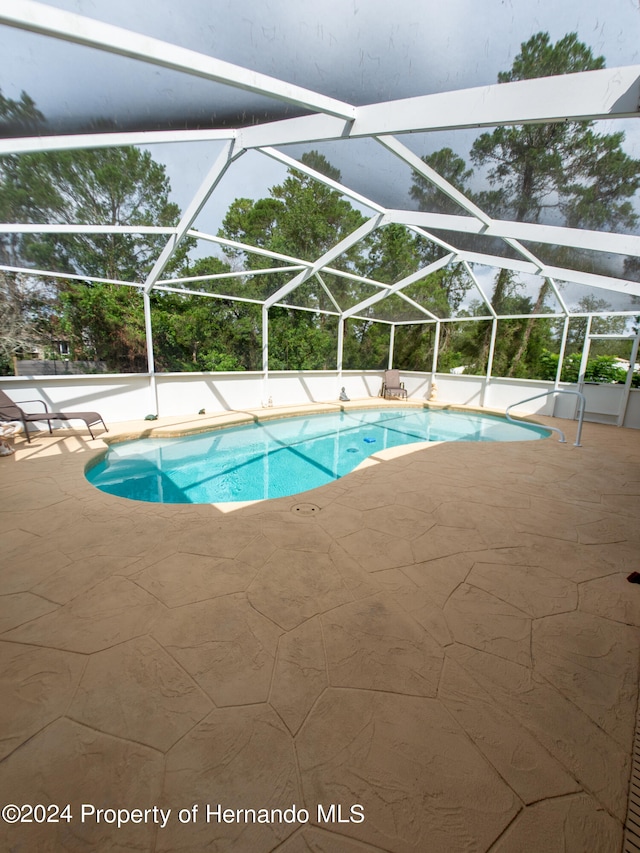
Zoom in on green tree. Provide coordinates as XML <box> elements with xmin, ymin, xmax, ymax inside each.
<box><xmin>1</xmin><ymin>141</ymin><xmax>191</xmax><ymax>371</ymax></box>
<box><xmin>4</xmin><ymin>146</ymin><xmax>186</xmax><ymax>279</ymax></box>
<box><xmin>361</xmin><ymin>223</ymin><xmax>423</xmax><ymax>285</ymax></box>
<box><xmin>0</xmin><ymin>90</ymin><xmax>51</xmax><ymax>374</ymax></box>
<box><xmin>469</xmin><ymin>33</ymin><xmax>637</xmax><ymax>226</ymax></box>
<box><xmin>565</xmin><ymin>296</ymin><xmax>627</xmax><ymax>357</ymax></box>
<box><xmin>343</xmin><ymin>319</ymin><xmax>390</xmax><ymax>371</ymax></box>
<box><xmin>0</xmin><ymin>89</ymin><xmax>44</xmax><ymax>267</ymax></box>
<box><xmin>298</xmin><ymin>149</ymin><xmax>341</xmax><ymax>182</ymax></box>
<box><xmin>221</xmin><ymin>152</ymin><xmax>364</xmax><ymax>264</ymax></box>
<box><xmin>150</xmin><ymin>256</ymin><xmax>262</xmax><ymax>372</ymax></box>
<box><xmin>219</xmin><ymin>152</ymin><xmax>366</xmax><ymax>369</ymax></box>
<box><xmin>410</xmin><ymin>147</ymin><xmax>474</xmax><ymax>215</ymax></box>
<box><xmin>467</xmin><ymin>32</ymin><xmax>640</xmax><ymax>376</ymax></box>
<box><xmin>59</xmin><ymin>282</ymin><xmax>148</xmax><ymax>372</ymax></box>
<box><xmin>0</xmin><ymin>272</ymin><xmax>53</xmax><ymax>374</ymax></box>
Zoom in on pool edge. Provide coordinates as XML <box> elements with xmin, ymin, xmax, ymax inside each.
<box><xmin>101</xmin><ymin>398</ymin><xmax>551</xmax><ymax>447</ymax></box>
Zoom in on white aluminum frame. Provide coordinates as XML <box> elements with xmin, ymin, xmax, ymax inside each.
<box><xmin>1</xmin><ymin>0</ymin><xmax>639</xmax><ymax>404</ymax></box>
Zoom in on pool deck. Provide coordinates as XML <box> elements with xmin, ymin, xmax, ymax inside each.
<box><xmin>1</xmin><ymin>401</ymin><xmax>639</xmax><ymax>852</ymax></box>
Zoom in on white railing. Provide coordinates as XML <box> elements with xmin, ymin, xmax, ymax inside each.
<box><xmin>506</xmin><ymin>389</ymin><xmax>586</xmax><ymax>447</ymax></box>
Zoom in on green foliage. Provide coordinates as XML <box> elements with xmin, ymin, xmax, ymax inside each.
<box><xmin>343</xmin><ymin>320</ymin><xmax>390</xmax><ymax>370</ymax></box>
<box><xmin>150</xmin><ymin>290</ymin><xmax>261</xmax><ymax>373</ymax></box>
<box><xmin>584</xmin><ymin>355</ymin><xmax>628</xmax><ymax>384</ymax></box>
<box><xmin>2</xmin><ymin>146</ymin><xmax>188</xmax><ymax>277</ymax></box>
<box><xmin>484</xmin><ymin>316</ymin><xmax>554</xmax><ymax>380</ymax></box>
<box><xmin>410</xmin><ymin>147</ymin><xmax>473</xmax><ymax>215</ymax></box>
<box><xmin>394</xmin><ymin>324</ymin><xmax>435</xmax><ymax>372</ymax></box>
<box><xmin>561</xmin><ymin>129</ymin><xmax>640</xmax><ymax>230</ymax></box>
<box><xmin>218</xmin><ymin>155</ymin><xmax>368</xmax><ymax>368</ymax></box>
<box><xmin>539</xmin><ymin>350</ymin><xmax>632</xmax><ymax>384</ymax></box>
<box><xmin>59</xmin><ymin>283</ymin><xmax>147</xmax><ymax>373</ymax></box>
<box><xmin>0</xmin><ymin>132</ymin><xmax>194</xmax><ymax>372</ymax></box>
<box><xmin>0</xmin><ymin>90</ymin><xmax>43</xmax><ymax>127</ymax></box>
<box><xmin>299</xmin><ymin>150</ymin><xmax>341</xmax><ymax>182</ymax></box>
<box><xmin>268</xmin><ymin>310</ymin><xmax>338</xmax><ymax>370</ymax></box>
<box><xmin>539</xmin><ymin>350</ymin><xmax>579</xmax><ymax>382</ymax></box>
<box><xmin>498</xmin><ymin>32</ymin><xmax>604</xmax><ymax>81</ymax></box>
<box><xmin>362</xmin><ymin>223</ymin><xmax>422</xmax><ymax>284</ymax></box>
<box><xmin>470</xmin><ymin>32</ymin><xmax>640</xmax><ymax>230</ymax></box>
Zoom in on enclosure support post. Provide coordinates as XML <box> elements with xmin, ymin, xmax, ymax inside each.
<box><xmin>432</xmin><ymin>321</ymin><xmax>441</xmax><ymax>376</ymax></box>
<box><xmin>143</xmin><ymin>290</ymin><xmax>158</xmax><ymax>416</ymax></box>
<box><xmin>337</xmin><ymin>317</ymin><xmax>345</xmax><ymax>393</ymax></box>
<box><xmin>577</xmin><ymin>316</ymin><xmax>592</xmax><ymax>387</ymax></box>
<box><xmin>576</xmin><ymin>316</ymin><xmax>592</xmax><ymax>420</ymax></box>
<box><xmin>262</xmin><ymin>304</ymin><xmax>270</xmax><ymax>406</ymax></box>
<box><xmin>388</xmin><ymin>325</ymin><xmax>395</xmax><ymax>369</ymax></box>
<box><xmin>481</xmin><ymin>318</ymin><xmax>498</xmax><ymax>408</ymax></box>
<box><xmin>555</xmin><ymin>316</ymin><xmax>570</xmax><ymax>390</ymax></box>
<box><xmin>618</xmin><ymin>333</ymin><xmax>640</xmax><ymax>427</ymax></box>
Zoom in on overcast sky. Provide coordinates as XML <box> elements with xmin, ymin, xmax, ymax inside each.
<box><xmin>2</xmin><ymin>0</ymin><xmax>640</xmax><ymax>281</ymax></box>
<box><xmin>3</xmin><ymin>0</ymin><xmax>640</xmax><ymax>122</ymax></box>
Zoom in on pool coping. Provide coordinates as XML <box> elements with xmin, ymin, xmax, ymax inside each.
<box><xmin>100</xmin><ymin>397</ymin><xmax>550</xmax><ymax>445</ymax></box>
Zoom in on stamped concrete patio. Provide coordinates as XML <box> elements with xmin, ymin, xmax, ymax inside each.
<box><xmin>0</xmin><ymin>405</ymin><xmax>638</xmax><ymax>852</ymax></box>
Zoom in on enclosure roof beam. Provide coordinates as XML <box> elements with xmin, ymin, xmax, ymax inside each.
<box><xmin>238</xmin><ymin>64</ymin><xmax>640</xmax><ymax>149</ymax></box>
<box><xmin>315</xmin><ymin>273</ymin><xmax>343</xmax><ymax>314</ymax></box>
<box><xmin>373</xmin><ymin>317</ymin><xmax>437</xmax><ymax>326</ymax></box>
<box><xmin>394</xmin><ymin>291</ymin><xmax>440</xmax><ymax>321</ymax></box>
<box><xmin>568</xmin><ymin>312</ymin><xmax>640</xmax><ymax>319</ymax></box>
<box><xmin>461</xmin><ymin>260</ymin><xmax>496</xmax><ymax>318</ymax></box>
<box><xmin>0</xmin><ymin>0</ymin><xmax>355</xmax><ymax>120</ymax></box>
<box><xmin>387</xmin><ymin>210</ymin><xmax>640</xmax><ymax>258</ymax></box>
<box><xmin>354</xmin><ymin>66</ymin><xmax>640</xmax><ymax>133</ymax></box>
<box><xmin>589</xmin><ymin>333</ymin><xmax>640</xmax><ymax>339</ymax></box>
<box><xmin>272</xmin><ymin>301</ymin><xmax>340</xmax><ymax>317</ymax></box>
<box><xmin>155</xmin><ymin>283</ymin><xmax>339</xmax><ymax>317</ymax></box>
<box><xmin>343</xmin><ymin>254</ymin><xmax>455</xmax><ymax>319</ymax></box>
<box><xmin>0</xmin><ymin>224</ymin><xmax>176</xmax><ymax>235</ymax></box>
<box><xmin>457</xmin><ymin>250</ymin><xmax>640</xmax><ymax>297</ymax></box>
<box><xmin>154</xmin><ymin>284</ymin><xmax>264</xmax><ymax>306</ymax></box>
<box><xmin>264</xmin><ymin>214</ymin><xmax>385</xmax><ymax>308</ymax></box>
<box><xmin>407</xmin><ymin>226</ymin><xmax>459</xmax><ymax>257</ymax></box>
<box><xmin>543</xmin><ymin>276</ymin><xmax>570</xmax><ymax>316</ymax></box>
<box><xmin>17</xmin><ymin>210</ymin><xmax>631</xmax><ymax>272</ymax></box>
<box><xmin>360</xmin><ymin>310</ymin><xmax>639</xmax><ymax>326</ymax></box>
<box><xmin>156</xmin><ymin>266</ymin><xmax>307</xmax><ymax>287</ymax></box>
<box><xmin>0</xmin><ymin>129</ymin><xmax>236</xmax><ymax>157</ymax></box>
<box><xmin>320</xmin><ymin>267</ymin><xmax>395</xmax><ymax>289</ymax></box>
<box><xmin>186</xmin><ymin>228</ymin><xmax>396</xmax><ymax>291</ymax></box>
<box><xmin>187</xmin><ymin>230</ymin><xmax>314</xmax><ymax>268</ymax></box>
<box><xmin>258</xmin><ymin>147</ymin><xmax>386</xmax><ymax>214</ymax></box>
<box><xmin>349</xmin><ymin>316</ymin><xmax>395</xmax><ymax>326</ymax></box>
<box><xmin>143</xmin><ymin>140</ymin><xmax>241</xmax><ymax>294</ymax></box>
<box><xmin>0</xmin><ymin>263</ymin><xmax>139</xmax><ymax>288</ymax></box>
<box><xmin>7</xmin><ymin>56</ymin><xmax>638</xmax><ymax>156</ymax></box>
<box><xmin>377</xmin><ymin>137</ymin><xmax>491</xmax><ymax>226</ymax></box>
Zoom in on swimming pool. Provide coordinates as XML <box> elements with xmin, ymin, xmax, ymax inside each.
<box><xmin>86</xmin><ymin>407</ymin><xmax>550</xmax><ymax>504</ymax></box>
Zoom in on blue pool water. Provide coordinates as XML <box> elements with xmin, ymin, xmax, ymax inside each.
<box><xmin>86</xmin><ymin>408</ymin><xmax>550</xmax><ymax>504</ymax></box>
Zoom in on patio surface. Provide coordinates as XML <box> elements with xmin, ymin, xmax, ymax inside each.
<box><xmin>0</xmin><ymin>404</ymin><xmax>639</xmax><ymax>852</ymax></box>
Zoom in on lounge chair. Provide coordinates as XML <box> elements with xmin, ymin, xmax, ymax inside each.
<box><xmin>381</xmin><ymin>369</ymin><xmax>407</xmax><ymax>400</ymax></box>
<box><xmin>0</xmin><ymin>389</ymin><xmax>108</xmax><ymax>442</ymax></box>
